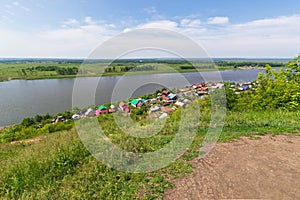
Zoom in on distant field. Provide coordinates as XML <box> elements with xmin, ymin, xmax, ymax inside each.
<box><xmin>0</xmin><ymin>58</ymin><xmax>287</xmax><ymax>82</ymax></box>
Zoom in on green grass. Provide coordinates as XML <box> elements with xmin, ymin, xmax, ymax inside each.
<box><xmin>0</xmin><ymin>104</ymin><xmax>299</xmax><ymax>199</ymax></box>
<box><xmin>0</xmin><ymin>60</ymin><xmax>251</xmax><ymax>82</ymax></box>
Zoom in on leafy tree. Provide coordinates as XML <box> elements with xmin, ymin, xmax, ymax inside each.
<box><xmin>285</xmin><ymin>54</ymin><xmax>300</xmax><ymax>82</ymax></box>
<box><xmin>21</xmin><ymin>118</ymin><xmax>35</xmax><ymax>127</ymax></box>
<box><xmin>34</xmin><ymin>115</ymin><xmax>43</xmax><ymax>123</ymax></box>
<box><xmin>21</xmin><ymin>69</ymin><xmax>27</xmax><ymax>76</ymax></box>
<box><xmin>232</xmin><ymin>57</ymin><xmax>300</xmax><ymax>111</ymax></box>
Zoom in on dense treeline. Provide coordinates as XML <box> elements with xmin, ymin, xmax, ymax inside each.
<box><xmin>180</xmin><ymin>66</ymin><xmax>195</xmax><ymax>70</ymax></box>
<box><xmin>34</xmin><ymin>66</ymin><xmax>58</xmax><ymax>71</ymax></box>
<box><xmin>104</xmin><ymin>65</ymin><xmax>157</xmax><ymax>73</ymax></box>
<box><xmin>216</xmin><ymin>61</ymin><xmax>284</xmax><ymax>68</ymax></box>
<box><xmin>22</xmin><ymin>66</ymin><xmax>79</xmax><ymax>76</ymax></box>
<box><xmin>56</xmin><ymin>67</ymin><xmax>79</xmax><ymax>75</ymax></box>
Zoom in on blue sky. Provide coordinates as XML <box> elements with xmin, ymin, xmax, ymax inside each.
<box><xmin>0</xmin><ymin>0</ymin><xmax>300</xmax><ymax>58</ymax></box>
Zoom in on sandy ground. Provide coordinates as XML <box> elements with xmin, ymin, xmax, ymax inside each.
<box><xmin>164</xmin><ymin>134</ymin><xmax>300</xmax><ymax>200</ymax></box>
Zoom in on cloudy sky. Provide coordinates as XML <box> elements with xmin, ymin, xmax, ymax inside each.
<box><xmin>0</xmin><ymin>0</ymin><xmax>300</xmax><ymax>58</ymax></box>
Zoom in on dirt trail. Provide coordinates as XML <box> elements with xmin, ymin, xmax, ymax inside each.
<box><xmin>10</xmin><ymin>137</ymin><xmax>42</xmax><ymax>145</ymax></box>
<box><xmin>164</xmin><ymin>134</ymin><xmax>300</xmax><ymax>200</ymax></box>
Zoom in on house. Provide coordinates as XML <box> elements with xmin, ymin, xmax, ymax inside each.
<box><xmin>192</xmin><ymin>84</ymin><xmax>200</xmax><ymax>89</ymax></box>
<box><xmin>54</xmin><ymin>116</ymin><xmax>66</xmax><ymax>123</ymax></box>
<box><xmin>167</xmin><ymin>93</ymin><xmax>177</xmax><ymax>100</ymax></box>
<box><xmin>96</xmin><ymin>105</ymin><xmax>109</xmax><ymax>116</ymax></box>
<box><xmin>72</xmin><ymin>114</ymin><xmax>80</xmax><ymax>120</ymax></box>
<box><xmin>197</xmin><ymin>91</ymin><xmax>208</xmax><ymax>96</ymax></box>
<box><xmin>241</xmin><ymin>85</ymin><xmax>249</xmax><ymax>91</ymax></box>
<box><xmin>162</xmin><ymin>94</ymin><xmax>169</xmax><ymax>101</ymax></box>
<box><xmin>150</xmin><ymin>106</ymin><xmax>161</xmax><ymax>113</ymax></box>
<box><xmin>129</xmin><ymin>99</ymin><xmax>143</xmax><ymax>108</ymax></box>
<box><xmin>95</xmin><ymin>110</ymin><xmax>101</xmax><ymax>116</ymax></box>
<box><xmin>162</xmin><ymin>90</ymin><xmax>169</xmax><ymax>96</ymax></box>
<box><xmin>161</xmin><ymin>106</ymin><xmax>174</xmax><ymax>113</ymax></box>
<box><xmin>175</xmin><ymin>101</ymin><xmax>185</xmax><ymax>108</ymax></box>
<box><xmin>119</xmin><ymin>102</ymin><xmax>130</xmax><ymax>113</ymax></box>
<box><xmin>109</xmin><ymin>105</ymin><xmax>117</xmax><ymax>113</ymax></box>
<box><xmin>85</xmin><ymin>108</ymin><xmax>95</xmax><ymax>117</ymax></box>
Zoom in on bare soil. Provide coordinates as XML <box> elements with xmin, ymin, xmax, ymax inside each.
<box><xmin>164</xmin><ymin>134</ymin><xmax>300</xmax><ymax>200</ymax></box>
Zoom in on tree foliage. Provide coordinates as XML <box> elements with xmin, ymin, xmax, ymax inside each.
<box><xmin>226</xmin><ymin>55</ymin><xmax>300</xmax><ymax>111</ymax></box>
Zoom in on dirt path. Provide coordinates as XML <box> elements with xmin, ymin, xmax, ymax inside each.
<box><xmin>164</xmin><ymin>134</ymin><xmax>300</xmax><ymax>200</ymax></box>
<box><xmin>10</xmin><ymin>137</ymin><xmax>42</xmax><ymax>145</ymax></box>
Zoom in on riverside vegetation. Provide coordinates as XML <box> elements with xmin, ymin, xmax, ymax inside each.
<box><xmin>0</xmin><ymin>58</ymin><xmax>286</xmax><ymax>82</ymax></box>
<box><xmin>0</xmin><ymin>55</ymin><xmax>299</xmax><ymax>199</ymax></box>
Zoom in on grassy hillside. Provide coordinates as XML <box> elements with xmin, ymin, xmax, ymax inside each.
<box><xmin>1</xmin><ymin>107</ymin><xmax>299</xmax><ymax>199</ymax></box>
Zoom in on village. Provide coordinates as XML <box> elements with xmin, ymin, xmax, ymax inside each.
<box><xmin>66</xmin><ymin>81</ymin><xmax>256</xmax><ymax>122</ymax></box>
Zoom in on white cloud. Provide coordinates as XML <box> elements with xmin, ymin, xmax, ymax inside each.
<box><xmin>84</xmin><ymin>16</ymin><xmax>93</xmax><ymax>24</ymax></box>
<box><xmin>143</xmin><ymin>6</ymin><xmax>163</xmax><ymax>19</ymax></box>
<box><xmin>0</xmin><ymin>15</ymin><xmax>299</xmax><ymax>58</ymax></box>
<box><xmin>133</xmin><ymin>15</ymin><xmax>300</xmax><ymax>57</ymax></box>
<box><xmin>12</xmin><ymin>2</ymin><xmax>20</xmax><ymax>6</ymax></box>
<box><xmin>138</xmin><ymin>20</ymin><xmax>178</xmax><ymax>30</ymax></box>
<box><xmin>62</xmin><ymin>19</ymin><xmax>79</xmax><ymax>27</ymax></box>
<box><xmin>180</xmin><ymin>19</ymin><xmax>190</xmax><ymax>26</ymax></box>
<box><xmin>181</xmin><ymin>19</ymin><xmax>201</xmax><ymax>27</ymax></box>
<box><xmin>0</xmin><ymin>17</ymin><xmax>117</xmax><ymax>58</ymax></box>
<box><xmin>106</xmin><ymin>23</ymin><xmax>116</xmax><ymax>28</ymax></box>
<box><xmin>12</xmin><ymin>1</ymin><xmax>30</xmax><ymax>12</ymax></box>
<box><xmin>123</xmin><ymin>28</ymin><xmax>132</xmax><ymax>33</ymax></box>
<box><xmin>4</xmin><ymin>1</ymin><xmax>30</xmax><ymax>15</ymax></box>
<box><xmin>207</xmin><ymin>16</ymin><xmax>229</xmax><ymax>25</ymax></box>
<box><xmin>199</xmin><ymin>15</ymin><xmax>300</xmax><ymax>57</ymax></box>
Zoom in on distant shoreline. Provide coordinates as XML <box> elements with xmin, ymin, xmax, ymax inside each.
<box><xmin>0</xmin><ymin>57</ymin><xmax>286</xmax><ymax>82</ymax></box>
<box><xmin>0</xmin><ymin>67</ymin><xmax>271</xmax><ymax>83</ymax></box>
<box><xmin>0</xmin><ymin>68</ymin><xmax>231</xmax><ymax>82</ymax></box>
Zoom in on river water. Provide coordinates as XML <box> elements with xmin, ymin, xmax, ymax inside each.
<box><xmin>0</xmin><ymin>69</ymin><xmax>264</xmax><ymax>127</ymax></box>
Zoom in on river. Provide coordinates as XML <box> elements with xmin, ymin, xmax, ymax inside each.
<box><xmin>0</xmin><ymin>69</ymin><xmax>264</xmax><ymax>127</ymax></box>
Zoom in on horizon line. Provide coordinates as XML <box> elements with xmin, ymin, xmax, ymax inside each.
<box><xmin>0</xmin><ymin>57</ymin><xmax>293</xmax><ymax>60</ymax></box>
